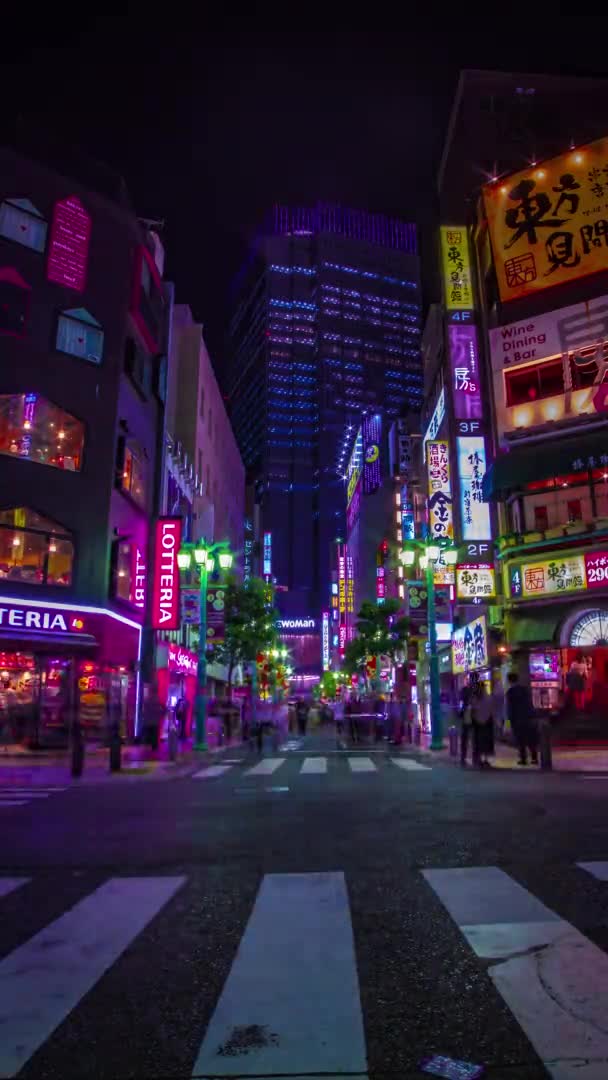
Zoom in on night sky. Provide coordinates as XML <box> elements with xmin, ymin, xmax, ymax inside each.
<box><xmin>5</xmin><ymin>19</ymin><xmax>608</xmax><ymax>376</ymax></box>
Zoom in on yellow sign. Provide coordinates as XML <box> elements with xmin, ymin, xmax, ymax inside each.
<box><xmin>484</xmin><ymin>137</ymin><xmax>608</xmax><ymax>303</ymax></box>
<box><xmin>509</xmin><ymin>555</ymin><xmax>586</xmax><ymax>599</ymax></box>
<box><xmin>456</xmin><ymin>564</ymin><xmax>496</xmax><ymax>600</ymax></box>
<box><xmin>427</xmin><ymin>440</ymin><xmax>453</xmax><ymax>540</ymax></box>
<box><xmin>440</xmin><ymin>226</ymin><xmax>474</xmax><ymax>310</ymax></box>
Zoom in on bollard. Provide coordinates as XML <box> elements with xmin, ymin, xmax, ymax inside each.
<box><xmin>539</xmin><ymin>721</ymin><xmax>553</xmax><ymax>771</ymax></box>
<box><xmin>168</xmin><ymin>720</ymin><xmax>178</xmax><ymax>762</ymax></box>
<box><xmin>448</xmin><ymin>725</ymin><xmax>459</xmax><ymax>757</ymax></box>
<box><xmin>109</xmin><ymin>722</ymin><xmax>122</xmax><ymax>772</ymax></box>
<box><xmin>71</xmin><ymin>720</ymin><xmax>84</xmax><ymax>778</ymax></box>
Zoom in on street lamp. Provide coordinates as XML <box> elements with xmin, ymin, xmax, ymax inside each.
<box><xmin>177</xmin><ymin>537</ymin><xmax>233</xmax><ymax>750</ymax></box>
<box><xmin>399</xmin><ymin>538</ymin><xmax>457</xmax><ymax>750</ymax></box>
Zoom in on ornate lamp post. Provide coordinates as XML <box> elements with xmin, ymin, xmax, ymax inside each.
<box><xmin>399</xmin><ymin>539</ymin><xmax>457</xmax><ymax>750</ymax></box>
<box><xmin>177</xmin><ymin>539</ymin><xmax>233</xmax><ymax>751</ymax></box>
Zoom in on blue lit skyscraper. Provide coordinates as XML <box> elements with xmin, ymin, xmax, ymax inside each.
<box><xmin>228</xmin><ymin>204</ymin><xmax>422</xmax><ymax>662</ymax></box>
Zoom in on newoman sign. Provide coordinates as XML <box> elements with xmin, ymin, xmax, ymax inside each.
<box><xmin>152</xmin><ymin>517</ymin><xmax>182</xmax><ymax>629</ymax></box>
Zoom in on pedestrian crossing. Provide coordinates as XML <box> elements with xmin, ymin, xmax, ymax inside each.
<box><xmin>0</xmin><ymin>862</ymin><xmax>607</xmax><ymax>1077</ymax></box>
<box><xmin>0</xmin><ymin>784</ymin><xmax>67</xmax><ymax>808</ymax></box>
<box><xmin>192</xmin><ymin>754</ymin><xmax>432</xmax><ymax>780</ymax></box>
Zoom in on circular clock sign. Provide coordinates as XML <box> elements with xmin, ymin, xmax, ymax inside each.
<box><xmin>569</xmin><ymin>610</ymin><xmax>608</xmax><ymax>647</ymax></box>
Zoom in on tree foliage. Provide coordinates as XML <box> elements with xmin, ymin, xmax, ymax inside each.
<box><xmin>208</xmin><ymin>576</ymin><xmax>279</xmax><ymax>697</ymax></box>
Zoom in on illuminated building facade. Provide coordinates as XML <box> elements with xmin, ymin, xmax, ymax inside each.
<box><xmin>228</xmin><ymin>204</ymin><xmax>422</xmax><ymax>667</ymax></box>
<box><xmin>0</xmin><ymin>142</ymin><xmax>169</xmax><ymax>743</ymax></box>
<box><xmin>433</xmin><ymin>69</ymin><xmax>608</xmax><ymax>735</ymax></box>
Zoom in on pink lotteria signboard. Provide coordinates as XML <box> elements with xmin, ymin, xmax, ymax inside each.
<box><xmin>47</xmin><ymin>196</ymin><xmax>91</xmax><ymax>292</ymax></box>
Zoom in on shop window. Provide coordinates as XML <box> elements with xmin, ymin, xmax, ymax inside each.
<box><xmin>0</xmin><ymin>267</ymin><xmax>31</xmax><ymax>337</ymax></box>
<box><xmin>534</xmin><ymin>505</ymin><xmax>549</xmax><ymax>531</ymax></box>
<box><xmin>56</xmin><ymin>308</ymin><xmax>103</xmax><ymax>364</ymax></box>
<box><xmin>505</xmin><ymin>359</ymin><xmax>564</xmax><ymax>406</ymax></box>
<box><xmin>567</xmin><ymin>498</ymin><xmax>582</xmax><ymax>523</ymax></box>
<box><xmin>0</xmin><ymin>508</ymin><xmax>73</xmax><ymax>586</ymax></box>
<box><xmin>118</xmin><ymin>440</ymin><xmax>147</xmax><ymax>508</ymax></box>
<box><xmin>0</xmin><ymin>198</ymin><xmax>47</xmax><ymax>253</ymax></box>
<box><xmin>0</xmin><ymin>394</ymin><xmax>84</xmax><ymax>471</ymax></box>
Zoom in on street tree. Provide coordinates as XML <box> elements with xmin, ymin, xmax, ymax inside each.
<box><xmin>208</xmin><ymin>576</ymin><xmax>280</xmax><ymax>700</ymax></box>
<box><xmin>343</xmin><ymin>599</ymin><xmax>409</xmax><ymax>688</ymax></box>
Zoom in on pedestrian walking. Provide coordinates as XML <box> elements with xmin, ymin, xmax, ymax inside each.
<box><xmin>296</xmin><ymin>697</ymin><xmax>309</xmax><ymax>736</ymax></box>
<box><xmin>506</xmin><ymin>672</ymin><xmax>538</xmax><ymax>766</ymax></box>
<box><xmin>175</xmin><ymin>696</ymin><xmax>188</xmax><ymax>740</ymax></box>
<box><xmin>473</xmin><ymin>682</ymin><xmax>494</xmax><ymax>768</ymax></box>
<box><xmin>459</xmin><ymin>682</ymin><xmax>475</xmax><ymax>767</ymax></box>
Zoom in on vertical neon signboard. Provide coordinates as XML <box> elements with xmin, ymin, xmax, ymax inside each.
<box><xmin>263</xmin><ymin>531</ymin><xmax>272</xmax><ymax>577</ymax></box>
<box><xmin>338</xmin><ymin>544</ymin><xmax>347</xmax><ymax>657</ymax></box>
<box><xmin>362</xmin><ymin>413</ymin><xmax>382</xmax><ymax>494</ymax></box>
<box><xmin>151</xmin><ymin>517</ymin><xmax>182</xmax><ymax>629</ymax></box>
<box><xmin>322</xmin><ymin>611</ymin><xmax>330</xmax><ymax>670</ymax></box>
<box><xmin>427</xmin><ymin>440</ymin><xmax>453</xmax><ymax>539</ymax></box>
<box><xmin>448</xmin><ymin>324</ymin><xmax>483</xmax><ymax>420</ymax></box>
<box><xmin>456</xmin><ymin>437</ymin><xmax>491</xmax><ymax>541</ymax></box>
<box><xmin>47</xmin><ymin>196</ymin><xmax>91</xmax><ymax>292</ymax></box>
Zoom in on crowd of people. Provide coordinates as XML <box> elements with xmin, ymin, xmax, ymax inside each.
<box><xmin>459</xmin><ymin>671</ymin><xmax>539</xmax><ymax>768</ymax></box>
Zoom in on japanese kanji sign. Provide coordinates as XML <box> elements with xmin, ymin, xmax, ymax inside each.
<box><xmin>483</xmin><ymin>137</ymin><xmax>608</xmax><ymax>302</ymax></box>
<box><xmin>427</xmin><ymin>440</ymin><xmax>453</xmax><ymax>540</ymax></box>
<box><xmin>449</xmin><ymin>324</ymin><xmax>483</xmax><ymax>420</ymax></box>
<box><xmin>509</xmin><ymin>554</ymin><xmax>586</xmax><ymax>599</ymax></box>
<box><xmin>456</xmin><ymin>436</ymin><xmax>491</xmax><ymax>542</ymax></box>
<box><xmin>440</xmin><ymin>226</ymin><xmax>474</xmax><ymax>310</ymax></box>
<box><xmin>456</xmin><ymin>564</ymin><xmax>496</xmax><ymax>600</ymax></box>
<box><xmin>452</xmin><ymin>615</ymin><xmax>488</xmax><ymax>675</ymax></box>
<box><xmin>585</xmin><ymin>550</ymin><xmax>608</xmax><ymax>588</ymax></box>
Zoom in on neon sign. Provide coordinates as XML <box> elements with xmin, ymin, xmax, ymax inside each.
<box><xmin>263</xmin><ymin>531</ymin><xmax>272</xmax><ymax>577</ymax></box>
<box><xmin>322</xmin><ymin>611</ymin><xmax>330</xmax><ymax>670</ymax></box>
<box><xmin>427</xmin><ymin>440</ymin><xmax>453</xmax><ymax>539</ymax></box>
<box><xmin>131</xmin><ymin>547</ymin><xmax>146</xmax><ymax>611</ymax></box>
<box><xmin>277</xmin><ymin>618</ymin><xmax>316</xmax><ymax>631</ymax></box>
<box><xmin>0</xmin><ymin>604</ymin><xmax>86</xmax><ymax>633</ymax></box>
<box><xmin>47</xmin><ymin>196</ymin><xmax>91</xmax><ymax>292</ymax></box>
<box><xmin>362</xmin><ymin>414</ymin><xmax>382</xmax><ymax>494</ymax></box>
<box><xmin>456</xmin><ymin>437</ymin><xmax>491</xmax><ymax>542</ymax></box>
<box><xmin>449</xmin><ymin>324</ymin><xmax>483</xmax><ymax>421</ymax></box>
<box><xmin>168</xmin><ymin>643</ymin><xmax>197</xmax><ymax>675</ymax></box>
<box><xmin>152</xmin><ymin>517</ymin><xmax>182</xmax><ymax>629</ymax></box>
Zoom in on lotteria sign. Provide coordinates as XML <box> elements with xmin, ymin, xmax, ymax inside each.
<box><xmin>0</xmin><ymin>603</ymin><xmax>87</xmax><ymax>634</ymax></box>
<box><xmin>152</xmin><ymin>517</ymin><xmax>182</xmax><ymax>629</ymax></box>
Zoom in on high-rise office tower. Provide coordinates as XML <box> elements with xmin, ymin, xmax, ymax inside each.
<box><xmin>229</xmin><ymin>204</ymin><xmax>422</xmax><ymax>661</ymax></box>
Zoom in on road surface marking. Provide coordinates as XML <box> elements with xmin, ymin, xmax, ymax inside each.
<box><xmin>0</xmin><ymin>801</ymin><xmax>27</xmax><ymax>807</ymax></box>
<box><xmin>348</xmin><ymin>757</ymin><xmax>377</xmax><ymax>772</ymax></box>
<box><xmin>0</xmin><ymin>791</ymin><xmax>53</xmax><ymax>799</ymax></box>
<box><xmin>191</xmin><ymin>872</ymin><xmax>368</xmax><ymax>1079</ymax></box>
<box><xmin>300</xmin><ymin>757</ymin><xmax>327</xmax><ymax>774</ymax></box>
<box><xmin>0</xmin><ymin>875</ymin><xmax>186</xmax><ymax>1078</ymax></box>
<box><xmin>0</xmin><ymin>879</ymin><xmax>29</xmax><ymax>899</ymax></box>
<box><xmin>424</xmin><ymin>865</ymin><xmax>608</xmax><ymax>1079</ymax></box>
<box><xmin>391</xmin><ymin>758</ymin><xmax>431</xmax><ymax>771</ymax></box>
<box><xmin>192</xmin><ymin>765</ymin><xmax>233</xmax><ymax>779</ymax></box>
<box><xmin>245</xmin><ymin>758</ymin><xmax>285</xmax><ymax>776</ymax></box>
<box><xmin>577</xmin><ymin>861</ymin><xmax>608</xmax><ymax>881</ymax></box>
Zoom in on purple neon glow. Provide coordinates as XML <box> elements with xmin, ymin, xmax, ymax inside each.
<box><xmin>449</xmin><ymin>324</ymin><xmax>483</xmax><ymax>421</ymax></box>
<box><xmin>269</xmin><ymin>202</ymin><xmax>417</xmax><ymax>254</ymax></box>
<box><xmin>362</xmin><ymin>414</ymin><xmax>382</xmax><ymax>495</ymax></box>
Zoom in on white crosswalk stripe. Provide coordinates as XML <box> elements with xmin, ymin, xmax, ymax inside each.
<box><xmin>577</xmin><ymin>861</ymin><xmax>608</xmax><ymax>881</ymax></box>
<box><xmin>0</xmin><ymin>786</ymin><xmax>67</xmax><ymax>808</ymax></box>
<box><xmin>300</xmin><ymin>756</ymin><xmax>327</xmax><ymax>774</ymax></box>
<box><xmin>423</xmin><ymin>865</ymin><xmax>608</xmax><ymax>1079</ymax></box>
<box><xmin>0</xmin><ymin>876</ymin><xmax>185</xmax><ymax>1077</ymax></box>
<box><xmin>391</xmin><ymin>758</ymin><xmax>431</xmax><ymax>771</ymax></box>
<box><xmin>192</xmin><ymin>765</ymin><xmax>234</xmax><ymax>779</ymax></box>
<box><xmin>348</xmin><ymin>756</ymin><xmax>377</xmax><ymax>772</ymax></box>
<box><xmin>244</xmin><ymin>757</ymin><xmax>286</xmax><ymax>776</ymax></box>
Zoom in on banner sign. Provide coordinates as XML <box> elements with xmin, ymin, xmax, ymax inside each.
<box><xmin>423</xmin><ymin>388</ymin><xmax>446</xmax><ymax>459</ymax></box>
<box><xmin>427</xmin><ymin>440</ymin><xmax>453</xmax><ymax>539</ymax></box>
<box><xmin>509</xmin><ymin>549</ymin><xmax>608</xmax><ymax>599</ymax></box>
<box><xmin>263</xmin><ymin>532</ymin><xmax>272</xmax><ymax>577</ymax></box>
<box><xmin>456</xmin><ymin>563</ymin><xmax>496</xmax><ymax>600</ymax></box>
<box><xmin>322</xmin><ymin>611</ymin><xmax>330</xmax><ymax>670</ymax></box>
<box><xmin>452</xmin><ymin>615</ymin><xmax>488</xmax><ymax>675</ymax></box>
<box><xmin>152</xmin><ymin>517</ymin><xmax>182</xmax><ymax>629</ymax></box>
<box><xmin>440</xmin><ymin>226</ymin><xmax>474</xmax><ymax>311</ymax></box>
<box><xmin>483</xmin><ymin>137</ymin><xmax>608</xmax><ymax>303</ymax></box>
<box><xmin>449</xmin><ymin>324</ymin><xmax>483</xmax><ymax>420</ymax></box>
<box><xmin>206</xmin><ymin>585</ymin><xmax>227</xmax><ymax>644</ymax></box>
<box><xmin>47</xmin><ymin>195</ymin><xmax>91</xmax><ymax>292</ymax></box>
<box><xmin>456</xmin><ymin>436</ymin><xmax>491</xmax><ymax>541</ymax></box>
<box><xmin>346</xmin><ymin>427</ymin><xmax>363</xmax><ymax>506</ymax></box>
<box><xmin>181</xmin><ymin>588</ymin><xmax>199</xmax><ymax>626</ymax></box>
<box><xmin>362</xmin><ymin>413</ymin><xmax>382</xmax><ymax>494</ymax></box>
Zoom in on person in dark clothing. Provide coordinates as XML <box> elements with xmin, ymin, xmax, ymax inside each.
<box><xmin>506</xmin><ymin>672</ymin><xmax>538</xmax><ymax>765</ymax></box>
<box><xmin>459</xmin><ymin>682</ymin><xmax>475</xmax><ymax>766</ymax></box>
<box><xmin>296</xmin><ymin>698</ymin><xmax>309</xmax><ymax>736</ymax></box>
<box><xmin>175</xmin><ymin>697</ymin><xmax>188</xmax><ymax>740</ymax></box>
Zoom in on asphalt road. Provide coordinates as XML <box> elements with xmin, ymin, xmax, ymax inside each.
<box><xmin>2</xmin><ymin>728</ymin><xmax>608</xmax><ymax>1080</ymax></box>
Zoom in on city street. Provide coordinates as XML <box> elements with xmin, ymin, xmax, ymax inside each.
<box><xmin>1</xmin><ymin>730</ymin><xmax>608</xmax><ymax>1079</ymax></box>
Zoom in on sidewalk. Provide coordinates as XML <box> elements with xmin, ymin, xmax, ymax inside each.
<box><xmin>0</xmin><ymin>736</ymin><xmax>245</xmax><ymax>784</ymax></box>
<box><xmin>441</xmin><ymin>739</ymin><xmax>608</xmax><ymax>773</ymax></box>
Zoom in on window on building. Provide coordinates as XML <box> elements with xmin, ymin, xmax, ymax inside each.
<box><xmin>0</xmin><ymin>198</ymin><xmax>47</xmax><ymax>253</ymax></box>
<box><xmin>124</xmin><ymin>338</ymin><xmax>152</xmax><ymax>397</ymax></box>
<box><xmin>505</xmin><ymin>359</ymin><xmax>564</xmax><ymax>406</ymax></box>
<box><xmin>0</xmin><ymin>507</ymin><xmax>73</xmax><ymax>586</ymax></box>
<box><xmin>0</xmin><ymin>267</ymin><xmax>31</xmax><ymax>337</ymax></box>
<box><xmin>567</xmin><ymin>498</ymin><xmax>583</xmax><ymax>523</ymax></box>
<box><xmin>56</xmin><ymin>308</ymin><xmax>103</xmax><ymax>364</ymax></box>
<box><xmin>534</xmin><ymin>505</ymin><xmax>549</xmax><ymax>531</ymax></box>
<box><xmin>118</xmin><ymin>442</ymin><xmax>147</xmax><ymax>508</ymax></box>
<box><xmin>0</xmin><ymin>394</ymin><xmax>84</xmax><ymax>471</ymax></box>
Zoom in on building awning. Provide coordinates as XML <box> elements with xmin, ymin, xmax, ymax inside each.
<box><xmin>505</xmin><ymin>601</ymin><xmax>576</xmax><ymax>646</ymax></box>
<box><xmin>483</xmin><ymin>431</ymin><xmax>608</xmax><ymax>500</ymax></box>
